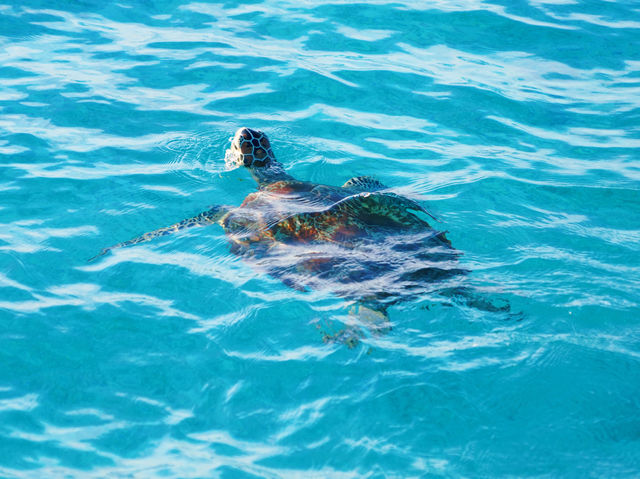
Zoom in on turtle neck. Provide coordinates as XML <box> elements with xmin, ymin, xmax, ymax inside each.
<box><xmin>250</xmin><ymin>161</ymin><xmax>295</xmax><ymax>188</ymax></box>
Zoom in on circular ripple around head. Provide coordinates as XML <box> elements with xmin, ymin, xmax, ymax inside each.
<box><xmin>161</xmin><ymin>131</ymin><xmax>232</xmax><ymax>185</ymax></box>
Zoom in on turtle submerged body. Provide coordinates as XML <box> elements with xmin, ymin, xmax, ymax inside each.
<box><xmin>220</xmin><ymin>178</ymin><xmax>464</xmax><ymax>303</ymax></box>
<box><xmin>95</xmin><ymin>127</ymin><xmax>507</xmax><ymax>343</ymax></box>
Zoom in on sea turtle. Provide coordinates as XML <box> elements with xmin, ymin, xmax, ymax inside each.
<box><xmin>93</xmin><ymin>127</ymin><xmax>508</xmax><ymax>344</ymax></box>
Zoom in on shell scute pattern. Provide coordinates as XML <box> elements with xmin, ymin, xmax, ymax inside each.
<box><xmin>273</xmin><ymin>216</ymin><xmax>318</xmax><ymax>243</ymax></box>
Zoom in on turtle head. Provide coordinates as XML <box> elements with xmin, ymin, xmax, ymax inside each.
<box><xmin>225</xmin><ymin>127</ymin><xmax>276</xmax><ymax>170</ymax></box>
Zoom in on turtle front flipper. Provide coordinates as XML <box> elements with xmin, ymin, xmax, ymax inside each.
<box><xmin>89</xmin><ymin>205</ymin><xmax>229</xmax><ymax>261</ymax></box>
<box><xmin>342</xmin><ymin>176</ymin><xmax>387</xmax><ymax>192</ymax></box>
<box><xmin>274</xmin><ymin>191</ymin><xmax>441</xmax><ymax>235</ymax></box>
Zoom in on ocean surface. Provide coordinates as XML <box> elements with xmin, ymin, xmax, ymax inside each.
<box><xmin>1</xmin><ymin>0</ymin><xmax>639</xmax><ymax>477</ymax></box>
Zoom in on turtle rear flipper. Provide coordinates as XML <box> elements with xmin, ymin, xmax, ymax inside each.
<box><xmin>440</xmin><ymin>287</ymin><xmax>516</xmax><ymax>315</ymax></box>
<box><xmin>89</xmin><ymin>205</ymin><xmax>230</xmax><ymax>261</ymax></box>
<box><xmin>351</xmin><ymin>302</ymin><xmax>392</xmax><ymax>334</ymax></box>
<box><xmin>317</xmin><ymin>303</ymin><xmax>391</xmax><ymax>349</ymax></box>
<box><xmin>342</xmin><ymin>176</ymin><xmax>387</xmax><ymax>192</ymax></box>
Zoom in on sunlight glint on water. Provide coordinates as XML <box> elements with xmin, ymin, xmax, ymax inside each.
<box><xmin>0</xmin><ymin>0</ymin><xmax>639</xmax><ymax>477</ymax></box>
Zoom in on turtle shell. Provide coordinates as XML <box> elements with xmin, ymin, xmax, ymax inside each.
<box><xmin>220</xmin><ymin>179</ymin><xmax>465</xmax><ymax>303</ymax></box>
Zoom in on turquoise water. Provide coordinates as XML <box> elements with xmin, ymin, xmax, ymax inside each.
<box><xmin>1</xmin><ymin>0</ymin><xmax>639</xmax><ymax>476</ymax></box>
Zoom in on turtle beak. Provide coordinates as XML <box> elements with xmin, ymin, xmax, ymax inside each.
<box><xmin>224</xmin><ymin>130</ymin><xmax>244</xmax><ymax>170</ymax></box>
<box><xmin>224</xmin><ymin>141</ymin><xmax>242</xmax><ymax>171</ymax></box>
<box><xmin>224</xmin><ymin>148</ymin><xmax>241</xmax><ymax>171</ymax></box>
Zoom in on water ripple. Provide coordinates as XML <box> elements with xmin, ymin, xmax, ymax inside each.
<box><xmin>1</xmin><ymin>0</ymin><xmax>639</xmax><ymax>477</ymax></box>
